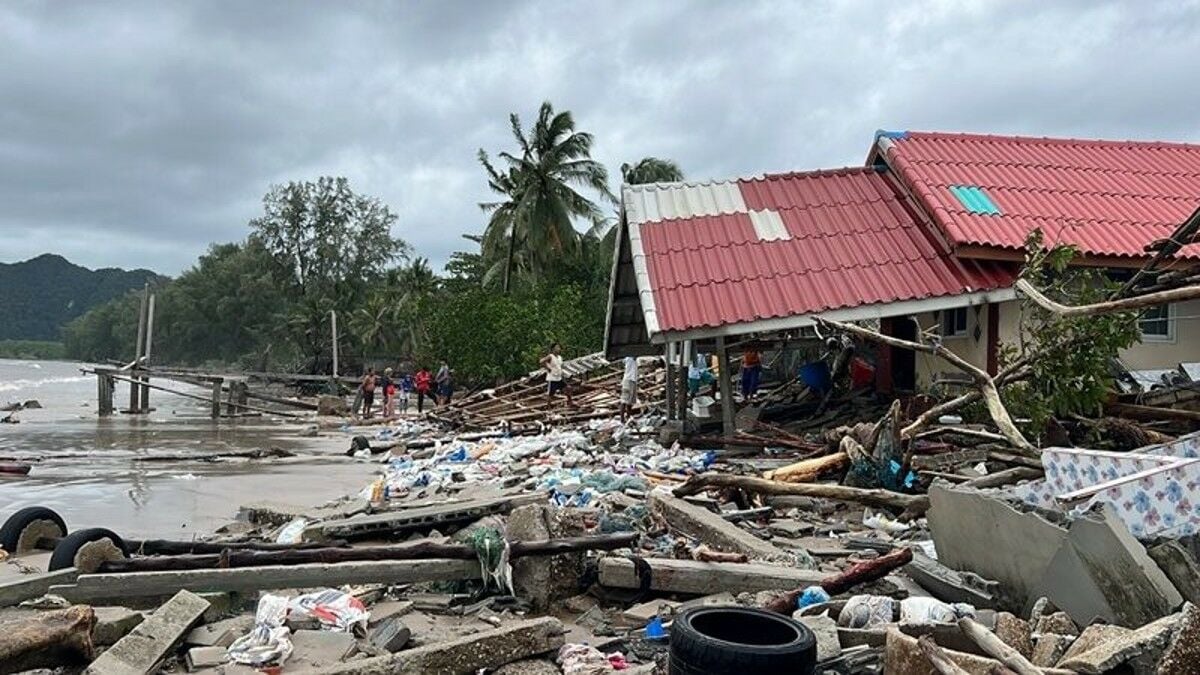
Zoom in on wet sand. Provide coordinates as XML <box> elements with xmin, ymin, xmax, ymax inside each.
<box><xmin>0</xmin><ymin>359</ymin><xmax>378</xmax><ymax>538</ymax></box>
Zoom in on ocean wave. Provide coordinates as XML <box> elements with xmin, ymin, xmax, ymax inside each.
<box><xmin>0</xmin><ymin>376</ymin><xmax>91</xmax><ymax>393</ymax></box>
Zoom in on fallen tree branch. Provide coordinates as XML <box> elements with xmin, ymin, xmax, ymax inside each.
<box><xmin>0</xmin><ymin>605</ymin><xmax>95</xmax><ymax>674</ymax></box>
<box><xmin>673</xmin><ymin>473</ymin><xmax>929</xmax><ymax>516</ymax></box>
<box><xmin>919</xmin><ymin>635</ymin><xmax>972</xmax><ymax>675</ymax></box>
<box><xmin>816</xmin><ymin>317</ymin><xmax>1037</xmax><ymax>455</ymax></box>
<box><xmin>1016</xmin><ymin>278</ymin><xmax>1200</xmax><ymax>317</ymax></box>
<box><xmin>763</xmin><ymin>546</ymin><xmax>913</xmax><ymax>613</ymax></box>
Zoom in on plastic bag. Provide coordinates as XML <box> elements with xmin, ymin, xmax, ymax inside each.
<box><xmin>837</xmin><ymin>594</ymin><xmax>896</xmax><ymax>628</ymax></box>
<box><xmin>899</xmin><ymin>597</ymin><xmax>976</xmax><ymax>624</ymax></box>
<box><xmin>288</xmin><ymin>589</ymin><xmax>369</xmax><ymax>632</ymax></box>
<box><xmin>796</xmin><ymin>585</ymin><xmax>831</xmax><ymax>609</ymax></box>
<box><xmin>275</xmin><ymin>518</ymin><xmax>307</xmax><ymax>544</ymax></box>
<box><xmin>227</xmin><ymin>594</ymin><xmax>292</xmax><ymax>666</ymax></box>
<box><xmin>558</xmin><ymin>643</ymin><xmax>617</xmax><ymax>674</ymax></box>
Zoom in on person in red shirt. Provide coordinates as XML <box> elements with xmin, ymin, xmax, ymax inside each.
<box><xmin>741</xmin><ymin>349</ymin><xmax>762</xmax><ymax>399</ymax></box>
<box><xmin>414</xmin><ymin>367</ymin><xmax>432</xmax><ymax>414</ymax></box>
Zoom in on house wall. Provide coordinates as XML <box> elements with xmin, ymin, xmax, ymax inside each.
<box><xmin>910</xmin><ymin>298</ymin><xmax>1200</xmax><ymax>390</ymax></box>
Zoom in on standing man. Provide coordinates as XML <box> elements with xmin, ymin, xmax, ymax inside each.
<box><xmin>414</xmin><ymin>366</ymin><xmax>432</xmax><ymax>414</ymax></box>
<box><xmin>360</xmin><ymin>367</ymin><xmax>377</xmax><ymax>419</ymax></box>
<box><xmin>619</xmin><ymin>356</ymin><xmax>638</xmax><ymax>421</ymax></box>
<box><xmin>379</xmin><ymin>367</ymin><xmax>395</xmax><ymax>419</ymax></box>
<box><xmin>741</xmin><ymin>348</ymin><xmax>763</xmax><ymax>400</ymax></box>
<box><xmin>435</xmin><ymin>360</ymin><xmax>453</xmax><ymax>407</ymax></box>
<box><xmin>540</xmin><ymin>342</ymin><xmax>571</xmax><ymax>407</ymax></box>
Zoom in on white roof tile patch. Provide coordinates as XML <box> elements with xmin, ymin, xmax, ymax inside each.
<box><xmin>749</xmin><ymin>209</ymin><xmax>790</xmax><ymax>241</ymax></box>
<box><xmin>623</xmin><ymin>180</ymin><xmax>747</xmax><ymax>225</ymax></box>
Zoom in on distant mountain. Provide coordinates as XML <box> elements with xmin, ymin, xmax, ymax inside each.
<box><xmin>0</xmin><ymin>254</ymin><xmax>164</xmax><ymax>341</ymax></box>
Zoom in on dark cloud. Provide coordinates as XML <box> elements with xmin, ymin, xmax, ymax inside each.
<box><xmin>2</xmin><ymin>0</ymin><xmax>1200</xmax><ymax>274</ymax></box>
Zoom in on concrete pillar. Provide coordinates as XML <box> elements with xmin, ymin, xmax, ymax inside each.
<box><xmin>676</xmin><ymin>341</ymin><xmax>689</xmax><ymax>421</ymax></box>
<box><xmin>665</xmin><ymin>343</ymin><xmax>676</xmax><ymax>421</ymax></box>
<box><xmin>987</xmin><ymin>303</ymin><xmax>1000</xmax><ymax>376</ymax></box>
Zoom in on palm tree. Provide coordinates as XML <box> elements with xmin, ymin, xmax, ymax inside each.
<box><xmin>478</xmin><ymin>101</ymin><xmax>614</xmax><ymax>292</ymax></box>
<box><xmin>620</xmin><ymin>157</ymin><xmax>684</xmax><ymax>185</ymax></box>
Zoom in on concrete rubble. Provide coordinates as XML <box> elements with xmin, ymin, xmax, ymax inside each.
<box><xmin>5</xmin><ymin>366</ymin><xmax>1200</xmax><ymax>674</ymax></box>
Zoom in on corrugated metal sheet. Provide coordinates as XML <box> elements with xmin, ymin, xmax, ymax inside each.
<box><xmin>622</xmin><ymin>166</ymin><xmax>1016</xmax><ymax>335</ymax></box>
<box><xmin>883</xmin><ymin>132</ymin><xmax>1200</xmax><ymax>258</ymax></box>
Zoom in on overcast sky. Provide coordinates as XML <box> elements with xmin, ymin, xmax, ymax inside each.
<box><xmin>3</xmin><ymin>0</ymin><xmax>1200</xmax><ymax>275</ymax></box>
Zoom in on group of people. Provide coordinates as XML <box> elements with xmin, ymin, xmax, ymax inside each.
<box><xmin>539</xmin><ymin>342</ymin><xmax>641</xmax><ymax>422</ymax></box>
<box><xmin>357</xmin><ymin>361</ymin><xmax>453</xmax><ymax>419</ymax></box>
<box><xmin>686</xmin><ymin>347</ymin><xmax>763</xmax><ymax>400</ymax></box>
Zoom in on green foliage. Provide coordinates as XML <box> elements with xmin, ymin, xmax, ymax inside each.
<box><xmin>0</xmin><ymin>340</ymin><xmax>65</xmax><ymax>360</ymax></box>
<box><xmin>621</xmin><ymin>157</ymin><xmax>684</xmax><ymax>185</ymax></box>
<box><xmin>477</xmin><ymin>101</ymin><xmax>614</xmax><ymax>292</ymax></box>
<box><xmin>0</xmin><ymin>254</ymin><xmax>162</xmax><ymax>341</ymax></box>
<box><xmin>996</xmin><ymin>230</ymin><xmax>1141</xmax><ymax>430</ymax></box>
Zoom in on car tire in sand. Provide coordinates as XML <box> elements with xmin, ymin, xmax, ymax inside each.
<box><xmin>49</xmin><ymin>527</ymin><xmax>129</xmax><ymax>573</ymax></box>
<box><xmin>668</xmin><ymin>606</ymin><xmax>817</xmax><ymax>675</ymax></box>
<box><xmin>0</xmin><ymin>506</ymin><xmax>68</xmax><ymax>554</ymax></box>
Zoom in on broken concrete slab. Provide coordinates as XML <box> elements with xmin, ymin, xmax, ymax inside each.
<box><xmin>51</xmin><ymin>559</ymin><xmax>481</xmax><ymax>601</ymax></box>
<box><xmin>1056</xmin><ymin>610</ymin><xmax>1181</xmax><ymax>674</ymax></box>
<box><xmin>599</xmin><ymin>557</ymin><xmax>826</xmax><ymax>595</ymax></box>
<box><xmin>650</xmin><ymin>492</ymin><xmax>805</xmax><ymax>565</ymax></box>
<box><xmin>1035</xmin><ymin>611</ymin><xmax>1078</xmax><ymax>637</ymax></box>
<box><xmin>492</xmin><ymin>658</ymin><xmax>561</xmax><ymax>675</ymax></box>
<box><xmin>509</xmin><ymin>504</ymin><xmax>587</xmax><ymax>609</ymax></box>
<box><xmin>1058</xmin><ymin>623</ymin><xmax>1132</xmax><ymax>663</ymax></box>
<box><xmin>884</xmin><ymin>626</ymin><xmax>1001</xmax><ymax>674</ymax></box>
<box><xmin>184</xmin><ymin>615</ymin><xmax>252</xmax><ymax>648</ymax></box>
<box><xmin>291</xmin><ymin>629</ymin><xmax>358</xmax><ymax>668</ymax></box>
<box><xmin>798</xmin><ymin>614</ymin><xmax>841</xmax><ymax>662</ymax></box>
<box><xmin>1157</xmin><ymin>602</ymin><xmax>1200</xmax><ymax>675</ymax></box>
<box><xmin>308</xmin><ymin>616</ymin><xmax>565</xmax><ymax>674</ymax></box>
<box><xmin>0</xmin><ymin>567</ymin><xmax>78</xmax><ymax>608</ymax></box>
<box><xmin>368</xmin><ymin>617</ymin><xmax>411</xmax><ymax>652</ymax></box>
<box><xmin>1148</xmin><ymin>540</ymin><xmax>1200</xmax><ymax>605</ymax></box>
<box><xmin>305</xmin><ymin>492</ymin><xmax>546</xmax><ymax>541</ymax></box>
<box><xmin>1031</xmin><ymin>633</ymin><xmax>1073</xmax><ymax>667</ymax></box>
<box><xmin>1030</xmin><ymin>504</ymin><xmax>1183</xmax><ymax>628</ymax></box>
<box><xmin>84</xmin><ymin>589</ymin><xmax>210</xmax><ymax>675</ymax></box>
<box><xmin>185</xmin><ymin>645</ymin><xmax>226</xmax><ymax>670</ymax></box>
<box><xmin>928</xmin><ymin>483</ymin><xmax>1067</xmax><ymax>608</ymax></box>
<box><xmin>621</xmin><ymin>599</ymin><xmax>680</xmax><ymax>624</ymax></box>
<box><xmin>992</xmin><ymin>611</ymin><xmax>1032</xmax><ymax>659</ymax></box>
<box><xmin>906</xmin><ymin>551</ymin><xmax>997</xmax><ymax>608</ymax></box>
<box><xmin>92</xmin><ymin>606</ymin><xmax>144</xmax><ymax>646</ymax></box>
<box><xmin>367</xmin><ymin>600</ymin><xmax>414</xmax><ymax>626</ymax></box>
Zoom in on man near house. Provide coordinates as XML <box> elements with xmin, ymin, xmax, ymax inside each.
<box><xmin>435</xmin><ymin>360</ymin><xmax>453</xmax><ymax>406</ymax></box>
<box><xmin>741</xmin><ymin>348</ymin><xmax>763</xmax><ymax>399</ymax></box>
<box><xmin>540</xmin><ymin>342</ymin><xmax>571</xmax><ymax>407</ymax></box>
<box><xmin>360</xmin><ymin>367</ymin><xmax>377</xmax><ymax>419</ymax></box>
<box><xmin>620</xmin><ymin>356</ymin><xmax>638</xmax><ymax>421</ymax></box>
<box><xmin>414</xmin><ymin>366</ymin><xmax>432</xmax><ymax>413</ymax></box>
<box><xmin>379</xmin><ymin>367</ymin><xmax>395</xmax><ymax>419</ymax></box>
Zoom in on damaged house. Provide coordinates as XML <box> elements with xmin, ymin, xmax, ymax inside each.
<box><xmin>606</xmin><ymin>131</ymin><xmax>1200</xmax><ymax>425</ymax></box>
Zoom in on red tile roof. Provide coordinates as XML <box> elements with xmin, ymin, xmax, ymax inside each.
<box><xmin>880</xmin><ymin>131</ymin><xmax>1200</xmax><ymax>259</ymax></box>
<box><xmin>623</xmin><ymin>167</ymin><xmax>1016</xmax><ymax>336</ymax></box>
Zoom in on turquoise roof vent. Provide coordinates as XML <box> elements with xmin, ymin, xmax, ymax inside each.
<box><xmin>949</xmin><ymin>185</ymin><xmax>1001</xmax><ymax>215</ymax></box>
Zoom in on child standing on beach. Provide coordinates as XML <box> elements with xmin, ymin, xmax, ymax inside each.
<box><xmin>398</xmin><ymin>371</ymin><xmax>413</xmax><ymax>415</ymax></box>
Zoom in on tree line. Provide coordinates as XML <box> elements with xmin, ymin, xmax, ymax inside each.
<box><xmin>63</xmin><ymin>102</ymin><xmax>683</xmax><ymax>384</ymax></box>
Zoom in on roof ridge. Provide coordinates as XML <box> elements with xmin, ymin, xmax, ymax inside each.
<box><xmin>903</xmin><ymin>130</ymin><xmax>1200</xmax><ymax>152</ymax></box>
<box><xmin>621</xmin><ymin>165</ymin><xmax>882</xmax><ymax>195</ymax></box>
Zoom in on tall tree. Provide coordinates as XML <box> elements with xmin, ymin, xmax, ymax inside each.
<box><xmin>478</xmin><ymin>101</ymin><xmax>613</xmax><ymax>292</ymax></box>
<box><xmin>620</xmin><ymin>157</ymin><xmax>684</xmax><ymax>185</ymax></box>
<box><xmin>250</xmin><ymin>176</ymin><xmax>408</xmax><ymax>364</ymax></box>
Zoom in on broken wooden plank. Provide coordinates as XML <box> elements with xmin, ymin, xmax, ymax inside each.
<box><xmin>308</xmin><ymin>617</ymin><xmax>565</xmax><ymax>674</ymax></box>
<box><xmin>0</xmin><ymin>605</ymin><xmax>95</xmax><ymax>674</ymax></box>
<box><xmin>305</xmin><ymin>493</ymin><xmax>547</xmax><ymax>541</ymax></box>
<box><xmin>599</xmin><ymin>557</ymin><xmax>825</xmax><ymax>595</ymax></box>
<box><xmin>84</xmin><ymin>590</ymin><xmax>209</xmax><ymax>675</ymax></box>
<box><xmin>0</xmin><ymin>567</ymin><xmax>78</xmax><ymax>608</ymax></box>
<box><xmin>648</xmin><ymin>492</ymin><xmax>793</xmax><ymax>562</ymax></box>
<box><xmin>52</xmin><ymin>559</ymin><xmax>481</xmax><ymax>602</ymax></box>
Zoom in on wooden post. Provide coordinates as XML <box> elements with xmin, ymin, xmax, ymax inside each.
<box><xmin>211</xmin><ymin>378</ymin><xmax>223</xmax><ymax>419</ymax></box>
<box><xmin>676</xmin><ymin>341</ymin><xmax>689</xmax><ymax>421</ymax></box>
<box><xmin>226</xmin><ymin>381</ymin><xmax>248</xmax><ymax>415</ymax></box>
<box><xmin>664</xmin><ymin>342</ymin><xmax>676</xmax><ymax>420</ymax></box>
<box><xmin>876</xmin><ymin>316</ymin><xmax>894</xmax><ymax>394</ymax></box>
<box><xmin>330</xmin><ymin>310</ymin><xmax>339</xmax><ymax>378</ymax></box>
<box><xmin>716</xmin><ymin>337</ymin><xmax>735</xmax><ymax>437</ymax></box>
<box><xmin>97</xmin><ymin>372</ymin><xmax>113</xmax><ymax>417</ymax></box>
<box><xmin>140</xmin><ymin>293</ymin><xmax>155</xmax><ymax>412</ymax></box>
<box><xmin>986</xmin><ymin>303</ymin><xmax>1000</xmax><ymax>376</ymax></box>
<box><xmin>130</xmin><ymin>285</ymin><xmax>148</xmax><ymax>413</ymax></box>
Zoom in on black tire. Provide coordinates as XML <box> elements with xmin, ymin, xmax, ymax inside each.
<box><xmin>0</xmin><ymin>506</ymin><xmax>67</xmax><ymax>554</ymax></box>
<box><xmin>49</xmin><ymin>528</ymin><xmax>129</xmax><ymax>572</ymax></box>
<box><xmin>669</xmin><ymin>606</ymin><xmax>817</xmax><ymax>675</ymax></box>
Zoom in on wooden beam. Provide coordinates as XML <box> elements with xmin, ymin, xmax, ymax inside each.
<box><xmin>716</xmin><ymin>336</ymin><xmax>735</xmax><ymax>436</ymax></box>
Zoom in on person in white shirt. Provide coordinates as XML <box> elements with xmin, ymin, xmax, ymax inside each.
<box><xmin>539</xmin><ymin>342</ymin><xmax>571</xmax><ymax>407</ymax></box>
<box><xmin>620</xmin><ymin>356</ymin><xmax>638</xmax><ymax>421</ymax></box>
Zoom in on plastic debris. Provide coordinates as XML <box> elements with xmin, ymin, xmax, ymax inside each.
<box><xmin>645</xmin><ymin>616</ymin><xmax>667</xmax><ymax>640</ymax></box>
<box><xmin>899</xmin><ymin>597</ymin><xmax>976</xmax><ymax>624</ymax></box>
<box><xmin>837</xmin><ymin>595</ymin><xmax>896</xmax><ymax>628</ymax></box>
<box><xmin>227</xmin><ymin>594</ymin><xmax>293</xmax><ymax>666</ymax></box>
<box><xmin>558</xmin><ymin>643</ymin><xmax>620</xmax><ymax>674</ymax></box>
<box><xmin>274</xmin><ymin>517</ymin><xmax>307</xmax><ymax>544</ymax></box>
<box><xmin>288</xmin><ymin>589</ymin><xmax>370</xmax><ymax>632</ymax></box>
<box><xmin>796</xmin><ymin>585</ymin><xmax>831</xmax><ymax>609</ymax></box>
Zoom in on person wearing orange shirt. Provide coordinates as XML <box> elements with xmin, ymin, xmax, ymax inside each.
<box><xmin>741</xmin><ymin>349</ymin><xmax>762</xmax><ymax>399</ymax></box>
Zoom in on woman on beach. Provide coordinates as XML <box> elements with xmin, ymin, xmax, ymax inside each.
<box><xmin>380</xmin><ymin>367</ymin><xmax>395</xmax><ymax>419</ymax></box>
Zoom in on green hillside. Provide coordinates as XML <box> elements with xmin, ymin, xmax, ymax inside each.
<box><xmin>0</xmin><ymin>254</ymin><xmax>163</xmax><ymax>341</ymax></box>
